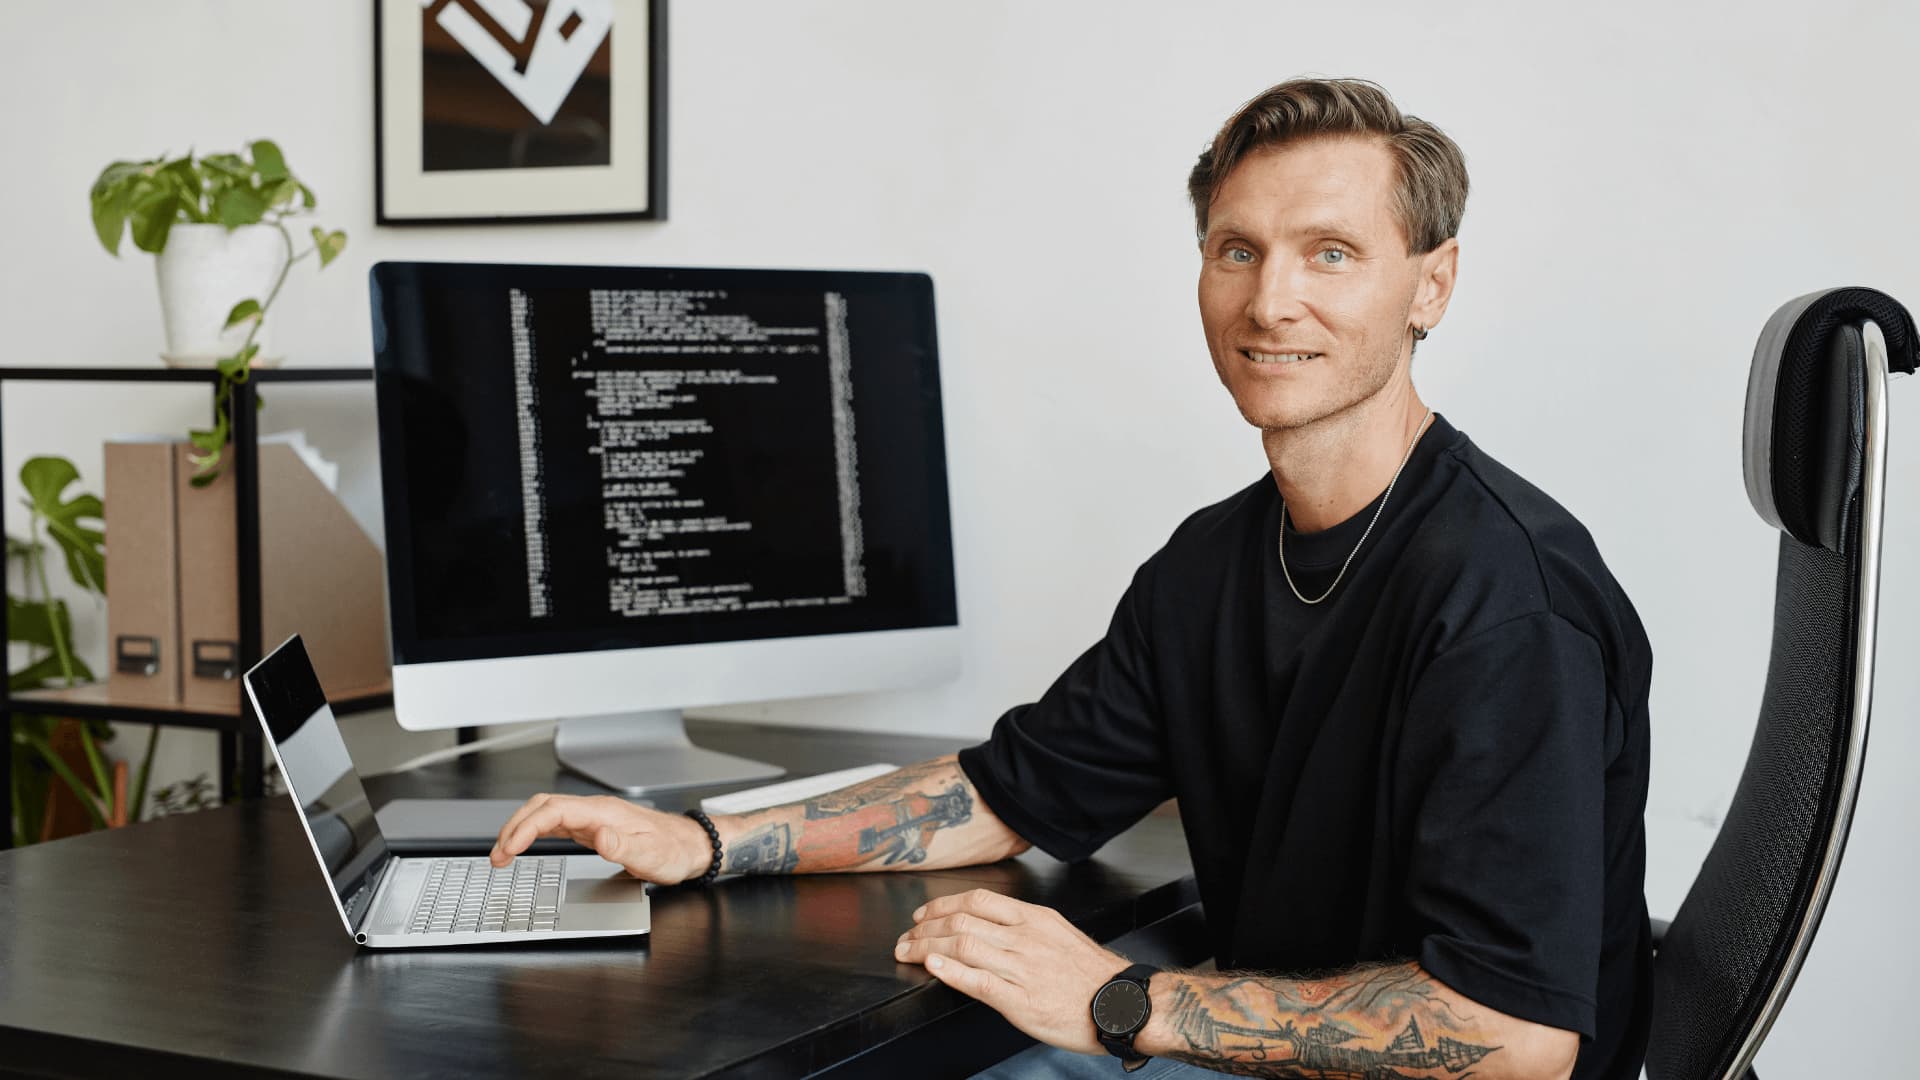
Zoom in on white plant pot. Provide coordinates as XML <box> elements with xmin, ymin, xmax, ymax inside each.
<box><xmin>154</xmin><ymin>223</ymin><xmax>285</xmax><ymax>367</ymax></box>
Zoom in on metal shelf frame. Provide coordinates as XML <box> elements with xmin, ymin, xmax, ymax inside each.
<box><xmin>0</xmin><ymin>366</ymin><xmax>379</xmax><ymax>848</ymax></box>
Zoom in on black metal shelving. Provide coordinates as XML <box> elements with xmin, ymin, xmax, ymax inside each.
<box><xmin>0</xmin><ymin>366</ymin><xmax>389</xmax><ymax>847</ymax></box>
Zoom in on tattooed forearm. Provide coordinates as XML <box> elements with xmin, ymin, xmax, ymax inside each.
<box><xmin>1141</xmin><ymin>962</ymin><xmax>1511</xmax><ymax>1079</ymax></box>
<box><xmin>714</xmin><ymin>755</ymin><xmax>1024</xmax><ymax>875</ymax></box>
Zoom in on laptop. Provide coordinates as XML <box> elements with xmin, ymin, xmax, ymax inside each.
<box><xmin>245</xmin><ymin>634</ymin><xmax>652</xmax><ymax>948</ymax></box>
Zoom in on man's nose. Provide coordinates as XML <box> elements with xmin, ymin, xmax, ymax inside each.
<box><xmin>1246</xmin><ymin>264</ymin><xmax>1308</xmax><ymax>329</ymax></box>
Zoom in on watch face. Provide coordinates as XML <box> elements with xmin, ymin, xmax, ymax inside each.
<box><xmin>1093</xmin><ymin>979</ymin><xmax>1150</xmax><ymax>1035</ymax></box>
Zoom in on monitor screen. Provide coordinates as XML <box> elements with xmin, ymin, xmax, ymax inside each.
<box><xmin>369</xmin><ymin>262</ymin><xmax>958</xmax><ymax>667</ymax></box>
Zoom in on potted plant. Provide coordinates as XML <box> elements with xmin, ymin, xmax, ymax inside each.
<box><xmin>88</xmin><ymin>141</ymin><xmax>347</xmax><ymax>483</ymax></box>
<box><xmin>4</xmin><ymin>456</ymin><xmax>153</xmax><ymax>843</ymax></box>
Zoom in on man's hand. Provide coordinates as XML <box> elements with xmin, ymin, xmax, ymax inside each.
<box><xmin>490</xmin><ymin>793</ymin><xmax>712</xmax><ymax>884</ymax></box>
<box><xmin>894</xmin><ymin>888</ymin><xmax>1128</xmax><ymax>1056</ymax></box>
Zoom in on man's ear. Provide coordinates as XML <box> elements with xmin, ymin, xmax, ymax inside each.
<box><xmin>1409</xmin><ymin>237</ymin><xmax>1460</xmax><ymax>334</ymax></box>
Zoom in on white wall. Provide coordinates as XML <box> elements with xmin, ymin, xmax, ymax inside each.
<box><xmin>3</xmin><ymin>1</ymin><xmax>1916</xmax><ymax>1072</ymax></box>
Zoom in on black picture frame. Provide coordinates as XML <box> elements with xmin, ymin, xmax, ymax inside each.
<box><xmin>374</xmin><ymin>0</ymin><xmax>667</xmax><ymax>225</ymax></box>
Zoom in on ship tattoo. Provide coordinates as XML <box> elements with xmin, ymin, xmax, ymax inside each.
<box><xmin>1278</xmin><ymin>1015</ymin><xmax>1494</xmax><ymax>1078</ymax></box>
<box><xmin>1164</xmin><ymin>966</ymin><xmax>1500</xmax><ymax>1078</ymax></box>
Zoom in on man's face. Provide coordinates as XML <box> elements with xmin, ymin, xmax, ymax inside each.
<box><xmin>1197</xmin><ymin>136</ymin><xmax>1427</xmax><ymax>432</ymax></box>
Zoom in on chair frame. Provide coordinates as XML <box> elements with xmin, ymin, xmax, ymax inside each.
<box><xmin>1716</xmin><ymin>318</ymin><xmax>1888</xmax><ymax>1077</ymax></box>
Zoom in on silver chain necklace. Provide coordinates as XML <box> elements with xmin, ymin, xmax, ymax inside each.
<box><xmin>1278</xmin><ymin>409</ymin><xmax>1433</xmax><ymax>605</ymax></box>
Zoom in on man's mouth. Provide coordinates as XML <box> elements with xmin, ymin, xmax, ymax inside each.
<box><xmin>1242</xmin><ymin>349</ymin><xmax>1321</xmax><ymax>364</ymax></box>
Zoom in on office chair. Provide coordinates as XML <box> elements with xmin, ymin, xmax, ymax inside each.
<box><xmin>1645</xmin><ymin>287</ymin><xmax>1919</xmax><ymax>1079</ymax></box>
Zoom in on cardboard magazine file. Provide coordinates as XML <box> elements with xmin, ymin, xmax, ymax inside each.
<box><xmin>104</xmin><ymin>440</ymin><xmax>184</xmax><ymax>707</ymax></box>
<box><xmin>176</xmin><ymin>442</ymin><xmax>390</xmax><ymax>711</ymax></box>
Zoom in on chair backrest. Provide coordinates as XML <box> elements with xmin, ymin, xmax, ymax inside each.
<box><xmin>1647</xmin><ymin>287</ymin><xmax>1918</xmax><ymax>1079</ymax></box>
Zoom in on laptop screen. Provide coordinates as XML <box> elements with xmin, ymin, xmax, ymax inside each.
<box><xmin>244</xmin><ymin>635</ymin><xmax>391</xmax><ymax>933</ymax></box>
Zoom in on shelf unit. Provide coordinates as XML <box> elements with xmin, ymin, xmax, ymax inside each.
<box><xmin>0</xmin><ymin>366</ymin><xmax>392</xmax><ymax>848</ymax></box>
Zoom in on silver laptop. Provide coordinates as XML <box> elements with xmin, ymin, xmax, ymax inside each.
<box><xmin>245</xmin><ymin>634</ymin><xmax>651</xmax><ymax>948</ymax></box>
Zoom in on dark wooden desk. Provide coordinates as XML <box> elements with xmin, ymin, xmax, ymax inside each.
<box><xmin>0</xmin><ymin>720</ymin><xmax>1203</xmax><ymax>1079</ymax></box>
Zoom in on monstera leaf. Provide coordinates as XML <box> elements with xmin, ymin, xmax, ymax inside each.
<box><xmin>8</xmin><ymin>595</ymin><xmax>72</xmax><ymax>651</ymax></box>
<box><xmin>9</xmin><ymin>650</ymin><xmax>95</xmax><ymax>691</ymax></box>
<box><xmin>19</xmin><ymin>457</ymin><xmax>105</xmax><ymax>594</ymax></box>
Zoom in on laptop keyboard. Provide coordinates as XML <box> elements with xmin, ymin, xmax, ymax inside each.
<box><xmin>407</xmin><ymin>856</ymin><xmax>565</xmax><ymax>934</ymax></box>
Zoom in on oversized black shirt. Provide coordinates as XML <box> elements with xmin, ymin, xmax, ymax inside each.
<box><xmin>958</xmin><ymin>414</ymin><xmax>1653</xmax><ymax>1079</ymax></box>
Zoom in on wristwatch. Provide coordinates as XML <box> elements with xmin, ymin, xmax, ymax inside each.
<box><xmin>1090</xmin><ymin>962</ymin><xmax>1160</xmax><ymax>1071</ymax></box>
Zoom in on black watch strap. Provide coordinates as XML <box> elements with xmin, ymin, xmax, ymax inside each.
<box><xmin>1093</xmin><ymin>962</ymin><xmax>1160</xmax><ymax>1071</ymax></box>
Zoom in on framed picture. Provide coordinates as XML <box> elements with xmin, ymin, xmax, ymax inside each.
<box><xmin>375</xmin><ymin>0</ymin><xmax>667</xmax><ymax>225</ymax></box>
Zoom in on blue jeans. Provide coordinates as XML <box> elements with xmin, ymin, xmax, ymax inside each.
<box><xmin>972</xmin><ymin>1043</ymin><xmax>1226</xmax><ymax>1078</ymax></box>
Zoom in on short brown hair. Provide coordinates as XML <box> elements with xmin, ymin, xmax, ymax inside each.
<box><xmin>1187</xmin><ymin>77</ymin><xmax>1469</xmax><ymax>255</ymax></box>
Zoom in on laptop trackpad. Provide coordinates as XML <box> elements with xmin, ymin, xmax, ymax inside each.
<box><xmin>558</xmin><ymin>856</ymin><xmax>652</xmax><ymax>932</ymax></box>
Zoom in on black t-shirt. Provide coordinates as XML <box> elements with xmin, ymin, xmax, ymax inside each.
<box><xmin>958</xmin><ymin>413</ymin><xmax>1652</xmax><ymax>1079</ymax></box>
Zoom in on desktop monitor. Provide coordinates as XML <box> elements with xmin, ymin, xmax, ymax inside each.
<box><xmin>368</xmin><ymin>261</ymin><xmax>959</xmax><ymax>794</ymax></box>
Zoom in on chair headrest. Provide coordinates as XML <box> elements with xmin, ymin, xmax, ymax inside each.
<box><xmin>1743</xmin><ymin>287</ymin><xmax>1917</xmax><ymax>552</ymax></box>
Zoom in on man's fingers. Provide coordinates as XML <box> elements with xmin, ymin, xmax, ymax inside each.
<box><xmin>491</xmin><ymin>792</ymin><xmax>556</xmax><ymax>864</ymax></box>
<box><xmin>497</xmin><ymin>802</ymin><xmax>562</xmax><ymax>860</ymax></box>
<box><xmin>902</xmin><ymin>911</ymin><xmax>1007</xmax><ymax>947</ymax></box>
<box><xmin>498</xmin><ymin>799</ymin><xmax>611</xmax><ymax>862</ymax></box>
<box><xmin>493</xmin><ymin>792</ymin><xmax>551</xmax><ymax>853</ymax></box>
<box><xmin>894</xmin><ymin>930</ymin><xmax>1019</xmax><ymax>982</ymax></box>
<box><xmin>489</xmin><ymin>795</ymin><xmax>681</xmax><ymax>879</ymax></box>
<box><xmin>920</xmin><ymin>950</ymin><xmax>1015</xmax><ymax>1012</ymax></box>
<box><xmin>913</xmin><ymin>887</ymin><xmax>1030</xmax><ymax>927</ymax></box>
<box><xmin>896</xmin><ymin>932</ymin><xmax>949</xmax><ymax>966</ymax></box>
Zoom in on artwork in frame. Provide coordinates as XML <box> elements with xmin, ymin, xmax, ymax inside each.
<box><xmin>376</xmin><ymin>0</ymin><xmax>667</xmax><ymax>225</ymax></box>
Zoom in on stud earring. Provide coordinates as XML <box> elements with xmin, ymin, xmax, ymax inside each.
<box><xmin>1412</xmin><ymin>325</ymin><xmax>1430</xmax><ymax>341</ymax></box>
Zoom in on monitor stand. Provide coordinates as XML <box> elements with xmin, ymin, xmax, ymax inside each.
<box><xmin>553</xmin><ymin>710</ymin><xmax>786</xmax><ymax>796</ymax></box>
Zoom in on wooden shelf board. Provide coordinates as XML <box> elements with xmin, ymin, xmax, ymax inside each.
<box><xmin>8</xmin><ymin>678</ymin><xmax>393</xmax><ymax>727</ymax></box>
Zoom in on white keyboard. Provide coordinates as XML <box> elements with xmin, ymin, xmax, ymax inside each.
<box><xmin>407</xmin><ymin>855</ymin><xmax>566</xmax><ymax>934</ymax></box>
<box><xmin>699</xmin><ymin>763</ymin><xmax>899</xmax><ymax>815</ymax></box>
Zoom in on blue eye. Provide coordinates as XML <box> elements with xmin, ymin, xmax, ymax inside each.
<box><xmin>1318</xmin><ymin>248</ymin><xmax>1347</xmax><ymax>265</ymax></box>
<box><xmin>1226</xmin><ymin>247</ymin><xmax>1254</xmax><ymax>264</ymax></box>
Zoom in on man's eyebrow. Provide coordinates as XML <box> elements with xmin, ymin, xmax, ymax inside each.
<box><xmin>1291</xmin><ymin>219</ymin><xmax>1366</xmax><ymax>243</ymax></box>
<box><xmin>1205</xmin><ymin>218</ymin><xmax>1369</xmax><ymax>245</ymax></box>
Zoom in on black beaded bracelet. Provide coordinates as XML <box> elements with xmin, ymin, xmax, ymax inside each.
<box><xmin>683</xmin><ymin>808</ymin><xmax>724</xmax><ymax>885</ymax></box>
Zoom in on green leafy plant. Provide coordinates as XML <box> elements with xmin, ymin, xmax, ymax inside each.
<box><xmin>89</xmin><ymin>140</ymin><xmax>347</xmax><ymax>485</ymax></box>
<box><xmin>5</xmin><ymin>458</ymin><xmax>161</xmax><ymax>845</ymax></box>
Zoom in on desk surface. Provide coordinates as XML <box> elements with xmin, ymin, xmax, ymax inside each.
<box><xmin>0</xmin><ymin>720</ymin><xmax>1201</xmax><ymax>1079</ymax></box>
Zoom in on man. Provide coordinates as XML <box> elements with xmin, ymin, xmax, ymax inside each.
<box><xmin>491</xmin><ymin>77</ymin><xmax>1652</xmax><ymax>1079</ymax></box>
